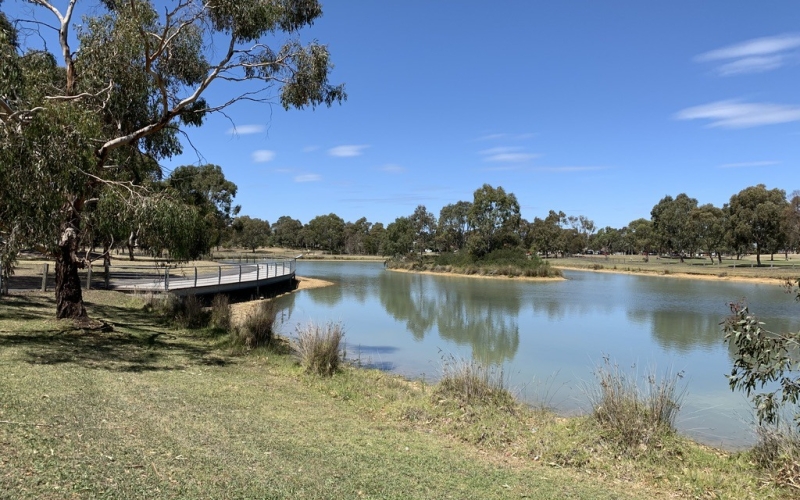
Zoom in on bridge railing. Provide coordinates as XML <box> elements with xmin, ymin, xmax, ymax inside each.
<box><xmin>0</xmin><ymin>259</ymin><xmax>296</xmax><ymax>294</ymax></box>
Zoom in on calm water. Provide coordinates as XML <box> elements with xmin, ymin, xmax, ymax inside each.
<box><xmin>275</xmin><ymin>261</ymin><xmax>800</xmax><ymax>448</ymax></box>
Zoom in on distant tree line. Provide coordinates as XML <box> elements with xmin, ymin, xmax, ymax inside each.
<box><xmin>218</xmin><ymin>183</ymin><xmax>800</xmax><ymax>265</ymax></box>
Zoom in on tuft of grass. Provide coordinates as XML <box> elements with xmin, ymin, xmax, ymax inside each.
<box><xmin>233</xmin><ymin>300</ymin><xmax>277</xmax><ymax>348</ymax></box>
<box><xmin>171</xmin><ymin>294</ymin><xmax>208</xmax><ymax>329</ymax></box>
<box><xmin>210</xmin><ymin>294</ymin><xmax>231</xmax><ymax>331</ymax></box>
<box><xmin>291</xmin><ymin>321</ymin><xmax>345</xmax><ymax>376</ymax></box>
<box><xmin>586</xmin><ymin>358</ymin><xmax>685</xmax><ymax>453</ymax></box>
<box><xmin>750</xmin><ymin>424</ymin><xmax>800</xmax><ymax>489</ymax></box>
<box><xmin>434</xmin><ymin>354</ymin><xmax>514</xmax><ymax>407</ymax></box>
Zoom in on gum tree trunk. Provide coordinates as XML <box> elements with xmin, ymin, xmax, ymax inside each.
<box><xmin>55</xmin><ymin>224</ymin><xmax>86</xmax><ymax>319</ymax></box>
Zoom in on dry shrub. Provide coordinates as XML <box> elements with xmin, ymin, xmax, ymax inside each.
<box><xmin>434</xmin><ymin>354</ymin><xmax>514</xmax><ymax>408</ymax></box>
<box><xmin>586</xmin><ymin>358</ymin><xmax>685</xmax><ymax>452</ymax></box>
<box><xmin>210</xmin><ymin>294</ymin><xmax>231</xmax><ymax>330</ymax></box>
<box><xmin>751</xmin><ymin>424</ymin><xmax>800</xmax><ymax>489</ymax></box>
<box><xmin>172</xmin><ymin>294</ymin><xmax>208</xmax><ymax>329</ymax></box>
<box><xmin>292</xmin><ymin>321</ymin><xmax>345</xmax><ymax>376</ymax></box>
<box><xmin>233</xmin><ymin>300</ymin><xmax>277</xmax><ymax>348</ymax></box>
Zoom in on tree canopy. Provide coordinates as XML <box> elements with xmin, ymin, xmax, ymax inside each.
<box><xmin>0</xmin><ymin>0</ymin><xmax>345</xmax><ymax>317</ymax></box>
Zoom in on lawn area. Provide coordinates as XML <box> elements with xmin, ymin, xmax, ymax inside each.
<box><xmin>0</xmin><ymin>291</ymin><xmax>794</xmax><ymax>499</ymax></box>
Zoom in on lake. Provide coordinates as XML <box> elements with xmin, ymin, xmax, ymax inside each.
<box><xmin>275</xmin><ymin>261</ymin><xmax>800</xmax><ymax>449</ymax></box>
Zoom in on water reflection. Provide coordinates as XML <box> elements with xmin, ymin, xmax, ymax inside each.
<box><xmin>377</xmin><ymin>272</ymin><xmax>520</xmax><ymax>364</ymax></box>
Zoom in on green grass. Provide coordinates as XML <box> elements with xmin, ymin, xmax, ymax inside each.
<box><xmin>0</xmin><ymin>291</ymin><xmax>795</xmax><ymax>499</ymax></box>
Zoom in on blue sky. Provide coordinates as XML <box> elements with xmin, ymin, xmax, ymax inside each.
<box><xmin>9</xmin><ymin>1</ymin><xmax>800</xmax><ymax>228</ymax></box>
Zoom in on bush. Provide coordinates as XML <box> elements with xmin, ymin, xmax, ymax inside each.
<box><xmin>171</xmin><ymin>294</ymin><xmax>208</xmax><ymax>329</ymax></box>
<box><xmin>210</xmin><ymin>294</ymin><xmax>231</xmax><ymax>330</ymax></box>
<box><xmin>434</xmin><ymin>354</ymin><xmax>514</xmax><ymax>407</ymax></box>
<box><xmin>586</xmin><ymin>358</ymin><xmax>685</xmax><ymax>451</ymax></box>
<box><xmin>750</xmin><ymin>424</ymin><xmax>800</xmax><ymax>488</ymax></box>
<box><xmin>233</xmin><ymin>300</ymin><xmax>277</xmax><ymax>348</ymax></box>
<box><xmin>292</xmin><ymin>321</ymin><xmax>345</xmax><ymax>376</ymax></box>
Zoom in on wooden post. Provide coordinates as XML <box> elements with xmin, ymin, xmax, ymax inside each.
<box><xmin>86</xmin><ymin>264</ymin><xmax>92</xmax><ymax>290</ymax></box>
<box><xmin>41</xmin><ymin>263</ymin><xmax>48</xmax><ymax>292</ymax></box>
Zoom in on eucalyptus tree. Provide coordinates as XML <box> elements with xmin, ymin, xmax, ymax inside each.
<box><xmin>344</xmin><ymin>217</ymin><xmax>371</xmax><ymax>255</ymax></box>
<box><xmin>232</xmin><ymin>216</ymin><xmax>271</xmax><ymax>253</ymax></box>
<box><xmin>0</xmin><ymin>0</ymin><xmax>345</xmax><ymax>317</ymax></box>
<box><xmin>690</xmin><ymin>204</ymin><xmax>727</xmax><ymax>263</ymax></box>
<box><xmin>467</xmin><ymin>184</ymin><xmax>521</xmax><ymax>257</ymax></box>
<box><xmin>305</xmin><ymin>213</ymin><xmax>346</xmax><ymax>254</ymax></box>
<box><xmin>437</xmin><ymin>201</ymin><xmax>472</xmax><ymax>252</ymax></box>
<box><xmin>271</xmin><ymin>215</ymin><xmax>304</xmax><ymax>249</ymax></box>
<box><xmin>409</xmin><ymin>205</ymin><xmax>436</xmax><ymax>254</ymax></box>
<box><xmin>530</xmin><ymin>210</ymin><xmax>565</xmax><ymax>258</ymax></box>
<box><xmin>650</xmin><ymin>193</ymin><xmax>698</xmax><ymax>262</ymax></box>
<box><xmin>383</xmin><ymin>217</ymin><xmax>414</xmax><ymax>256</ymax></box>
<box><xmin>625</xmin><ymin>218</ymin><xmax>654</xmax><ymax>261</ymax></box>
<box><xmin>728</xmin><ymin>185</ymin><xmax>787</xmax><ymax>266</ymax></box>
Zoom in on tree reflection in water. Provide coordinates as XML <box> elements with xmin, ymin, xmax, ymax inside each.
<box><xmin>377</xmin><ymin>272</ymin><xmax>520</xmax><ymax>365</ymax></box>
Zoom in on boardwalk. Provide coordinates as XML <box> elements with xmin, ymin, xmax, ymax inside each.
<box><xmin>1</xmin><ymin>259</ymin><xmax>296</xmax><ymax>296</ymax></box>
<box><xmin>111</xmin><ymin>259</ymin><xmax>296</xmax><ymax>296</ymax></box>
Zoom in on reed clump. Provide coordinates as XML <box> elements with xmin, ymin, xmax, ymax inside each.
<box><xmin>291</xmin><ymin>321</ymin><xmax>345</xmax><ymax>376</ymax></box>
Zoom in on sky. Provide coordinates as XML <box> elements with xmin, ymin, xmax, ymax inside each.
<box><xmin>8</xmin><ymin>1</ymin><xmax>800</xmax><ymax>229</ymax></box>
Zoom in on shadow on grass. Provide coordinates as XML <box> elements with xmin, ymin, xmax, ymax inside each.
<box><xmin>0</xmin><ymin>298</ymin><xmax>234</xmax><ymax>372</ymax></box>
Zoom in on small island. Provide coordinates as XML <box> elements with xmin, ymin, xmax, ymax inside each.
<box><xmin>386</xmin><ymin>247</ymin><xmax>563</xmax><ymax>279</ymax></box>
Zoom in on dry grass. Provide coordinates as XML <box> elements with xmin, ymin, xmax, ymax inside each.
<box><xmin>210</xmin><ymin>294</ymin><xmax>231</xmax><ymax>330</ymax></box>
<box><xmin>291</xmin><ymin>321</ymin><xmax>345</xmax><ymax>376</ymax></box>
<box><xmin>751</xmin><ymin>424</ymin><xmax>800</xmax><ymax>491</ymax></box>
<box><xmin>232</xmin><ymin>299</ymin><xmax>277</xmax><ymax>348</ymax></box>
<box><xmin>434</xmin><ymin>354</ymin><xmax>515</xmax><ymax>408</ymax></box>
<box><xmin>585</xmin><ymin>358</ymin><xmax>686</xmax><ymax>452</ymax></box>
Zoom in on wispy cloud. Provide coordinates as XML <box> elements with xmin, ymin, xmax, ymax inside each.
<box><xmin>251</xmin><ymin>150</ymin><xmax>276</xmax><ymax>162</ymax></box>
<box><xmin>273</xmin><ymin>168</ymin><xmax>293</xmax><ymax>174</ymax></box>
<box><xmin>302</xmin><ymin>145</ymin><xmax>319</xmax><ymax>153</ymax></box>
<box><xmin>674</xmin><ymin>100</ymin><xmax>800</xmax><ymax>128</ymax></box>
<box><xmin>719</xmin><ymin>160</ymin><xmax>780</xmax><ymax>169</ymax></box>
<box><xmin>696</xmin><ymin>34</ymin><xmax>800</xmax><ymax>75</ymax></box>
<box><xmin>380</xmin><ymin>164</ymin><xmax>406</xmax><ymax>173</ymax></box>
<box><xmin>294</xmin><ymin>174</ymin><xmax>322</xmax><ymax>182</ymax></box>
<box><xmin>476</xmin><ymin>133</ymin><xmax>508</xmax><ymax>141</ymax></box>
<box><xmin>227</xmin><ymin>124</ymin><xmax>265</xmax><ymax>135</ymax></box>
<box><xmin>328</xmin><ymin>145</ymin><xmax>369</xmax><ymax>157</ymax></box>
<box><xmin>533</xmin><ymin>166</ymin><xmax>607</xmax><ymax>172</ymax></box>
<box><xmin>475</xmin><ymin>132</ymin><xmax>537</xmax><ymax>141</ymax></box>
<box><xmin>479</xmin><ymin>146</ymin><xmax>539</xmax><ymax>163</ymax></box>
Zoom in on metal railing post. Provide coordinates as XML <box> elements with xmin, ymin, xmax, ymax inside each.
<box><xmin>256</xmin><ymin>264</ymin><xmax>260</xmax><ymax>296</ymax></box>
<box><xmin>164</xmin><ymin>267</ymin><xmax>170</xmax><ymax>291</ymax></box>
<box><xmin>41</xmin><ymin>263</ymin><xmax>48</xmax><ymax>292</ymax></box>
<box><xmin>218</xmin><ymin>266</ymin><xmax>222</xmax><ymax>285</ymax></box>
<box><xmin>194</xmin><ymin>267</ymin><xmax>198</xmax><ymax>287</ymax></box>
<box><xmin>238</xmin><ymin>265</ymin><xmax>242</xmax><ymax>282</ymax></box>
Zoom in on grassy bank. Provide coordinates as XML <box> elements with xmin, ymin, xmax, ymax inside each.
<box><xmin>0</xmin><ymin>291</ymin><xmax>795</xmax><ymax>498</ymax></box>
<box><xmin>552</xmin><ymin>254</ymin><xmax>800</xmax><ymax>283</ymax></box>
<box><xmin>387</xmin><ymin>249</ymin><xmax>562</xmax><ymax>279</ymax></box>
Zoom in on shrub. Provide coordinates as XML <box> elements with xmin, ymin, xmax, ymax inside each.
<box><xmin>292</xmin><ymin>321</ymin><xmax>345</xmax><ymax>376</ymax></box>
<box><xmin>210</xmin><ymin>294</ymin><xmax>231</xmax><ymax>331</ymax></box>
<box><xmin>234</xmin><ymin>300</ymin><xmax>277</xmax><ymax>348</ymax></box>
<box><xmin>172</xmin><ymin>294</ymin><xmax>208</xmax><ymax>329</ymax></box>
<box><xmin>434</xmin><ymin>354</ymin><xmax>514</xmax><ymax>407</ymax></box>
<box><xmin>750</xmin><ymin>424</ymin><xmax>800</xmax><ymax>488</ymax></box>
<box><xmin>586</xmin><ymin>358</ymin><xmax>685</xmax><ymax>451</ymax></box>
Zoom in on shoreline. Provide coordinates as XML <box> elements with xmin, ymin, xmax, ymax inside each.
<box><xmin>386</xmin><ymin>267</ymin><xmax>566</xmax><ymax>282</ymax></box>
<box><xmin>230</xmin><ymin>275</ymin><xmax>334</xmax><ymax>324</ymax></box>
<box><xmin>553</xmin><ymin>264</ymin><xmax>791</xmax><ymax>285</ymax></box>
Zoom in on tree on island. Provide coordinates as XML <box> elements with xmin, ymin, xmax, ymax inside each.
<box><xmin>0</xmin><ymin>0</ymin><xmax>345</xmax><ymax>318</ymax></box>
<box><xmin>728</xmin><ymin>185</ymin><xmax>787</xmax><ymax>266</ymax></box>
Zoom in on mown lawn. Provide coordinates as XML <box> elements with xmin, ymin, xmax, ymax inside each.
<box><xmin>0</xmin><ymin>291</ymin><xmax>793</xmax><ymax>499</ymax></box>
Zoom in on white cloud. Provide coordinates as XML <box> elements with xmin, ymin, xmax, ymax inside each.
<box><xmin>380</xmin><ymin>164</ymin><xmax>406</xmax><ymax>173</ymax></box>
<box><xmin>294</xmin><ymin>174</ymin><xmax>322</xmax><ymax>182</ymax></box>
<box><xmin>719</xmin><ymin>160</ymin><xmax>780</xmax><ymax>169</ymax></box>
<box><xmin>227</xmin><ymin>124</ymin><xmax>265</xmax><ymax>135</ymax></box>
<box><xmin>696</xmin><ymin>34</ymin><xmax>800</xmax><ymax>61</ymax></box>
<box><xmin>251</xmin><ymin>149</ymin><xmax>276</xmax><ymax>162</ymax></box>
<box><xmin>716</xmin><ymin>56</ymin><xmax>784</xmax><ymax>75</ymax></box>
<box><xmin>302</xmin><ymin>145</ymin><xmax>319</xmax><ymax>153</ymax></box>
<box><xmin>273</xmin><ymin>168</ymin><xmax>294</xmax><ymax>174</ymax></box>
<box><xmin>476</xmin><ymin>133</ymin><xmax>507</xmax><ymax>141</ymax></box>
<box><xmin>479</xmin><ymin>146</ymin><xmax>538</xmax><ymax>163</ymax></box>
<box><xmin>696</xmin><ymin>34</ymin><xmax>800</xmax><ymax>75</ymax></box>
<box><xmin>328</xmin><ymin>145</ymin><xmax>369</xmax><ymax>157</ymax></box>
<box><xmin>674</xmin><ymin>100</ymin><xmax>800</xmax><ymax>128</ymax></box>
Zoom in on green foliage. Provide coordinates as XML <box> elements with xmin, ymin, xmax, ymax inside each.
<box><xmin>723</xmin><ymin>291</ymin><xmax>800</xmax><ymax>427</ymax></box>
<box><xmin>291</xmin><ymin>321</ymin><xmax>345</xmax><ymax>376</ymax></box>
<box><xmin>650</xmin><ymin>193</ymin><xmax>698</xmax><ymax>260</ymax></box>
<box><xmin>304</xmin><ymin>213</ymin><xmax>346</xmax><ymax>253</ymax></box>
<box><xmin>728</xmin><ymin>184</ymin><xmax>788</xmax><ymax>266</ymax></box>
<box><xmin>467</xmin><ymin>184</ymin><xmax>521</xmax><ymax>257</ymax></box>
<box><xmin>231</xmin><ymin>216</ymin><xmax>271</xmax><ymax>252</ymax></box>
